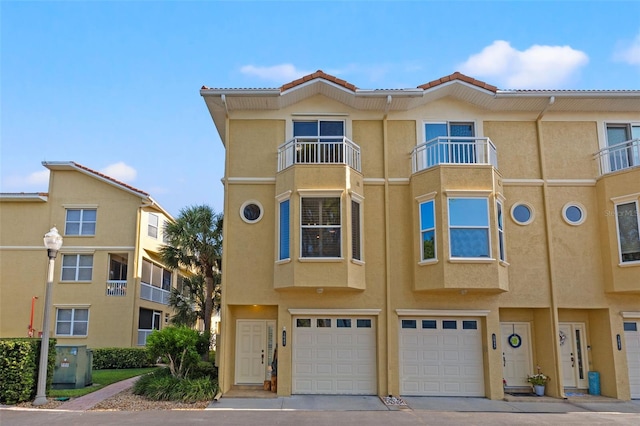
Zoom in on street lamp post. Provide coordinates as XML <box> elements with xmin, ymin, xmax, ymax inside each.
<box><xmin>33</xmin><ymin>227</ymin><xmax>63</xmax><ymax>406</ymax></box>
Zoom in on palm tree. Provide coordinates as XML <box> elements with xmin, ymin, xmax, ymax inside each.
<box><xmin>160</xmin><ymin>205</ymin><xmax>223</xmax><ymax>357</ymax></box>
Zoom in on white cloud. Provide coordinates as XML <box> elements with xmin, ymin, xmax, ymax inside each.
<box><xmin>459</xmin><ymin>40</ymin><xmax>589</xmax><ymax>89</ymax></box>
<box><xmin>613</xmin><ymin>31</ymin><xmax>640</xmax><ymax>66</ymax></box>
<box><xmin>26</xmin><ymin>169</ymin><xmax>50</xmax><ymax>186</ymax></box>
<box><xmin>240</xmin><ymin>64</ymin><xmax>313</xmax><ymax>82</ymax></box>
<box><xmin>100</xmin><ymin>162</ymin><xmax>137</xmax><ymax>183</ymax></box>
<box><xmin>0</xmin><ymin>169</ymin><xmax>50</xmax><ymax>191</ymax></box>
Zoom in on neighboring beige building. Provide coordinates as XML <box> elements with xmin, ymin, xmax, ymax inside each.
<box><xmin>201</xmin><ymin>71</ymin><xmax>640</xmax><ymax>400</ymax></box>
<box><xmin>0</xmin><ymin>161</ymin><xmax>182</xmax><ymax>348</ymax></box>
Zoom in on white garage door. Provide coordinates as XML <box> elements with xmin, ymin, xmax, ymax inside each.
<box><xmin>625</xmin><ymin>321</ymin><xmax>640</xmax><ymax>399</ymax></box>
<box><xmin>292</xmin><ymin>316</ymin><xmax>376</xmax><ymax>394</ymax></box>
<box><xmin>400</xmin><ymin>318</ymin><xmax>485</xmax><ymax>396</ymax></box>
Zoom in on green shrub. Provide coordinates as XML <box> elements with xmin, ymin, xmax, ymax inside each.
<box><xmin>133</xmin><ymin>367</ymin><xmax>217</xmax><ymax>402</ymax></box>
<box><xmin>92</xmin><ymin>347</ymin><xmax>154</xmax><ymax>369</ymax></box>
<box><xmin>0</xmin><ymin>338</ymin><xmax>55</xmax><ymax>404</ymax></box>
<box><xmin>145</xmin><ymin>327</ymin><xmax>207</xmax><ymax>378</ymax></box>
<box><xmin>188</xmin><ymin>360</ymin><xmax>217</xmax><ymax>380</ymax></box>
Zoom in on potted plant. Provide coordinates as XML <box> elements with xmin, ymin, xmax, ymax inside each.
<box><xmin>527</xmin><ymin>366</ymin><xmax>550</xmax><ymax>396</ymax></box>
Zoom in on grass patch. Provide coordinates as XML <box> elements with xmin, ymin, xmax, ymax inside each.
<box><xmin>49</xmin><ymin>367</ymin><xmax>159</xmax><ymax>398</ymax></box>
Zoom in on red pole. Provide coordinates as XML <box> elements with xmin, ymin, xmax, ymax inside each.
<box><xmin>29</xmin><ymin>296</ymin><xmax>38</xmax><ymax>337</ymax></box>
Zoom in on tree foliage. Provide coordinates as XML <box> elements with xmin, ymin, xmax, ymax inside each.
<box><xmin>160</xmin><ymin>205</ymin><xmax>222</xmax><ymax>354</ymax></box>
<box><xmin>145</xmin><ymin>327</ymin><xmax>207</xmax><ymax>379</ymax></box>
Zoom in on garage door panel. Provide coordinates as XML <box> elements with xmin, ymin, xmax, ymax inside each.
<box><xmin>400</xmin><ymin>318</ymin><xmax>485</xmax><ymax>397</ymax></box>
<box><xmin>422</xmin><ymin>350</ymin><xmax>439</xmax><ymax>360</ymax></box>
<box><xmin>293</xmin><ymin>316</ymin><xmax>376</xmax><ymax>395</ymax></box>
<box><xmin>625</xmin><ymin>321</ymin><xmax>640</xmax><ymax>399</ymax></box>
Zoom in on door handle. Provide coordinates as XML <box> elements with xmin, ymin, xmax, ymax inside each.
<box><xmin>571</xmin><ymin>353</ymin><xmax>575</xmax><ymax>368</ymax></box>
<box><xmin>261</xmin><ymin>349</ymin><xmax>265</xmax><ymax>365</ymax></box>
<box><xmin>502</xmin><ymin>353</ymin><xmax>505</xmax><ymax>367</ymax></box>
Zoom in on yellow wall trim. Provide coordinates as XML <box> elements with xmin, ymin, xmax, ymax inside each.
<box><xmin>396</xmin><ymin>309</ymin><xmax>491</xmax><ymax>317</ymax></box>
<box><xmin>288</xmin><ymin>309</ymin><xmax>382</xmax><ymax>316</ymax></box>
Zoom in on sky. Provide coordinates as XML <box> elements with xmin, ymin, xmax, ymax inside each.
<box><xmin>2</xmin><ymin>1</ymin><xmax>639</xmax><ymax>217</ymax></box>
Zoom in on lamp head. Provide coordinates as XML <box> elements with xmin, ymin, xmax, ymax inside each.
<box><xmin>43</xmin><ymin>227</ymin><xmax>63</xmax><ymax>256</ymax></box>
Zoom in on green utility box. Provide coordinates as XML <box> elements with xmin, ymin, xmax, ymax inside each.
<box><xmin>52</xmin><ymin>345</ymin><xmax>93</xmax><ymax>389</ymax></box>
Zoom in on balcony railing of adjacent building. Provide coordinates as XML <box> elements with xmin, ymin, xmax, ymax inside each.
<box><xmin>411</xmin><ymin>137</ymin><xmax>498</xmax><ymax>173</ymax></box>
<box><xmin>277</xmin><ymin>137</ymin><xmax>361</xmax><ymax>172</ymax></box>
<box><xmin>137</xmin><ymin>329</ymin><xmax>155</xmax><ymax>346</ymax></box>
<box><xmin>594</xmin><ymin>139</ymin><xmax>640</xmax><ymax>176</ymax></box>
<box><xmin>106</xmin><ymin>280</ymin><xmax>127</xmax><ymax>296</ymax></box>
<box><xmin>140</xmin><ymin>282</ymin><xmax>170</xmax><ymax>305</ymax></box>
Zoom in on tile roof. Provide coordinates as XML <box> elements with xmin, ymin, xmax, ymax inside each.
<box><xmin>69</xmin><ymin>162</ymin><xmax>150</xmax><ymax>197</ymax></box>
<box><xmin>280</xmin><ymin>70</ymin><xmax>358</xmax><ymax>92</ymax></box>
<box><xmin>417</xmin><ymin>72</ymin><xmax>498</xmax><ymax>92</ymax></box>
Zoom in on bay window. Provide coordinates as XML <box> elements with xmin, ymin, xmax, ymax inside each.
<box><xmin>301</xmin><ymin>197</ymin><xmax>341</xmax><ymax>258</ymax></box>
<box><xmin>616</xmin><ymin>201</ymin><xmax>640</xmax><ymax>263</ymax></box>
<box><xmin>419</xmin><ymin>199</ymin><xmax>436</xmax><ymax>261</ymax></box>
<box><xmin>448</xmin><ymin>198</ymin><xmax>490</xmax><ymax>258</ymax></box>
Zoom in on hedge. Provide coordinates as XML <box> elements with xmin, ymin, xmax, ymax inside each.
<box><xmin>92</xmin><ymin>347</ymin><xmax>154</xmax><ymax>370</ymax></box>
<box><xmin>0</xmin><ymin>338</ymin><xmax>56</xmax><ymax>404</ymax></box>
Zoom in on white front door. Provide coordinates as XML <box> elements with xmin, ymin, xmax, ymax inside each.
<box><xmin>501</xmin><ymin>322</ymin><xmax>533</xmax><ymax>388</ymax></box>
<box><xmin>559</xmin><ymin>323</ymin><xmax>589</xmax><ymax>388</ymax></box>
<box><xmin>624</xmin><ymin>320</ymin><xmax>640</xmax><ymax>399</ymax></box>
<box><xmin>235</xmin><ymin>320</ymin><xmax>267</xmax><ymax>384</ymax></box>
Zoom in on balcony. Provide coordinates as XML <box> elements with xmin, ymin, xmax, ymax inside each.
<box><xmin>140</xmin><ymin>282</ymin><xmax>170</xmax><ymax>305</ymax></box>
<box><xmin>595</xmin><ymin>139</ymin><xmax>640</xmax><ymax>176</ymax></box>
<box><xmin>106</xmin><ymin>280</ymin><xmax>127</xmax><ymax>296</ymax></box>
<box><xmin>412</xmin><ymin>137</ymin><xmax>497</xmax><ymax>173</ymax></box>
<box><xmin>137</xmin><ymin>329</ymin><xmax>154</xmax><ymax>346</ymax></box>
<box><xmin>278</xmin><ymin>137</ymin><xmax>361</xmax><ymax>172</ymax></box>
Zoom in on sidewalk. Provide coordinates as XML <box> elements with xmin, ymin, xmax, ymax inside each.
<box><xmin>56</xmin><ymin>376</ymin><xmax>140</xmax><ymax>411</ymax></box>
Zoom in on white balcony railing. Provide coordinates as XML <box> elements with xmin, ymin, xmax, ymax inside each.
<box><xmin>106</xmin><ymin>280</ymin><xmax>127</xmax><ymax>296</ymax></box>
<box><xmin>277</xmin><ymin>137</ymin><xmax>361</xmax><ymax>172</ymax></box>
<box><xmin>595</xmin><ymin>139</ymin><xmax>640</xmax><ymax>176</ymax></box>
<box><xmin>137</xmin><ymin>329</ymin><xmax>155</xmax><ymax>346</ymax></box>
<box><xmin>411</xmin><ymin>137</ymin><xmax>498</xmax><ymax>173</ymax></box>
<box><xmin>140</xmin><ymin>282</ymin><xmax>170</xmax><ymax>305</ymax></box>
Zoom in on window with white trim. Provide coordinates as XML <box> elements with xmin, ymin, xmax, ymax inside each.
<box><xmin>351</xmin><ymin>199</ymin><xmax>362</xmax><ymax>261</ymax></box>
<box><xmin>148</xmin><ymin>213</ymin><xmax>159</xmax><ymax>238</ymax></box>
<box><xmin>419</xmin><ymin>199</ymin><xmax>436</xmax><ymax>261</ymax></box>
<box><xmin>162</xmin><ymin>220</ymin><xmax>170</xmax><ymax>243</ymax></box>
<box><xmin>301</xmin><ymin>197</ymin><xmax>341</xmax><ymax>258</ymax></box>
<box><xmin>616</xmin><ymin>201</ymin><xmax>640</xmax><ymax>263</ymax></box>
<box><xmin>138</xmin><ymin>308</ymin><xmax>162</xmax><ymax>345</ymax></box>
<box><xmin>65</xmin><ymin>209</ymin><xmax>96</xmax><ymax>236</ymax></box>
<box><xmin>606</xmin><ymin>123</ymin><xmax>640</xmax><ymax>172</ymax></box>
<box><xmin>141</xmin><ymin>259</ymin><xmax>172</xmax><ymax>291</ymax></box>
<box><xmin>55</xmin><ymin>308</ymin><xmax>89</xmax><ymax>336</ymax></box>
<box><xmin>497</xmin><ymin>200</ymin><xmax>505</xmax><ymax>262</ymax></box>
<box><xmin>293</xmin><ymin>120</ymin><xmax>345</xmax><ymax>164</ymax></box>
<box><xmin>279</xmin><ymin>198</ymin><xmax>290</xmax><ymax>260</ymax></box>
<box><xmin>448</xmin><ymin>197</ymin><xmax>490</xmax><ymax>258</ymax></box>
<box><xmin>61</xmin><ymin>254</ymin><xmax>93</xmax><ymax>281</ymax></box>
<box><xmin>425</xmin><ymin>121</ymin><xmax>476</xmax><ymax>166</ymax></box>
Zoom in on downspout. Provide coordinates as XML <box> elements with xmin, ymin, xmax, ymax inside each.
<box><xmin>219</xmin><ymin>95</ymin><xmax>231</xmax><ymax>394</ymax></box>
<box><xmin>383</xmin><ymin>95</ymin><xmax>393</xmax><ymax>395</ymax></box>
<box><xmin>535</xmin><ymin>96</ymin><xmax>563</xmax><ymax>397</ymax></box>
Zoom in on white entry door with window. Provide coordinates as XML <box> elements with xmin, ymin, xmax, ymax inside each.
<box><xmin>399</xmin><ymin>318</ymin><xmax>484</xmax><ymax>396</ymax></box>
<box><xmin>624</xmin><ymin>320</ymin><xmax>640</xmax><ymax>399</ymax></box>
<box><xmin>559</xmin><ymin>323</ymin><xmax>589</xmax><ymax>389</ymax></box>
<box><xmin>501</xmin><ymin>322</ymin><xmax>533</xmax><ymax>388</ymax></box>
<box><xmin>235</xmin><ymin>320</ymin><xmax>275</xmax><ymax>384</ymax></box>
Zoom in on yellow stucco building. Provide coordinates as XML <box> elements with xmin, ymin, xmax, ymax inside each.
<box><xmin>201</xmin><ymin>71</ymin><xmax>640</xmax><ymax>400</ymax></box>
<box><xmin>0</xmin><ymin>161</ymin><xmax>181</xmax><ymax>348</ymax></box>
